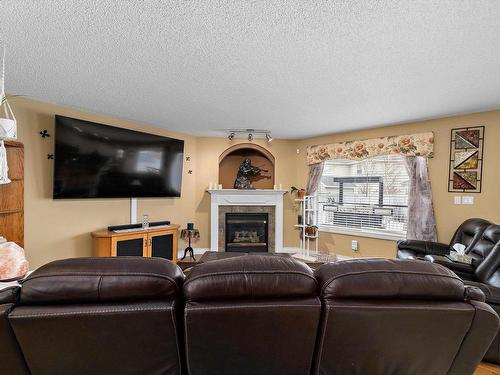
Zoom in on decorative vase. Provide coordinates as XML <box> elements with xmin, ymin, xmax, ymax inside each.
<box><xmin>297</xmin><ymin>189</ymin><xmax>306</xmax><ymax>199</ymax></box>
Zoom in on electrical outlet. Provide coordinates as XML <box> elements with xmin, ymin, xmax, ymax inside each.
<box><xmin>453</xmin><ymin>196</ymin><xmax>462</xmax><ymax>205</ymax></box>
<box><xmin>462</xmin><ymin>196</ymin><xmax>474</xmax><ymax>205</ymax></box>
<box><xmin>296</xmin><ymin>148</ymin><xmax>300</xmax><ymax>154</ymax></box>
<box><xmin>351</xmin><ymin>240</ymin><xmax>359</xmax><ymax>252</ymax></box>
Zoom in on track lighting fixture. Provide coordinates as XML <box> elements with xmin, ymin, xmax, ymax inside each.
<box><xmin>226</xmin><ymin>129</ymin><xmax>272</xmax><ymax>142</ymax></box>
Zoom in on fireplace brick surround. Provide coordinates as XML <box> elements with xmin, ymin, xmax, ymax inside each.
<box><xmin>208</xmin><ymin>189</ymin><xmax>287</xmax><ymax>252</ymax></box>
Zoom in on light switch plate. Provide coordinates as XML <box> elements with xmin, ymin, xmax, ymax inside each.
<box><xmin>453</xmin><ymin>196</ymin><xmax>462</xmax><ymax>205</ymax></box>
<box><xmin>351</xmin><ymin>240</ymin><xmax>359</xmax><ymax>252</ymax></box>
<box><xmin>462</xmin><ymin>196</ymin><xmax>474</xmax><ymax>205</ymax></box>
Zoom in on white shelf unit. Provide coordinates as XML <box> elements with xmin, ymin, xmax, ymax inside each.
<box><xmin>295</xmin><ymin>195</ymin><xmax>319</xmax><ymax>257</ymax></box>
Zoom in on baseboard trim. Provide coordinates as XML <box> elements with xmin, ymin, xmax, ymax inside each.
<box><xmin>178</xmin><ymin>247</ymin><xmax>300</xmax><ymax>258</ymax></box>
<box><xmin>281</xmin><ymin>247</ymin><xmax>301</xmax><ymax>253</ymax></box>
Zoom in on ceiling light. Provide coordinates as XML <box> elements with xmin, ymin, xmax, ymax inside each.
<box><xmin>228</xmin><ymin>132</ymin><xmax>235</xmax><ymax>140</ymax></box>
<box><xmin>266</xmin><ymin>133</ymin><xmax>273</xmax><ymax>143</ymax></box>
<box><xmin>248</xmin><ymin>133</ymin><xmax>253</xmax><ymax>141</ymax></box>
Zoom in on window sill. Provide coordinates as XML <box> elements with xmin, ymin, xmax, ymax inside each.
<box><xmin>318</xmin><ymin>226</ymin><xmax>405</xmax><ymax>241</ymax></box>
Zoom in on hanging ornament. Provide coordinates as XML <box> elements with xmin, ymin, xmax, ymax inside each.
<box><xmin>0</xmin><ymin>45</ymin><xmax>16</xmax><ymax>185</ymax></box>
<box><xmin>0</xmin><ymin>45</ymin><xmax>17</xmax><ymax>140</ymax></box>
<box><xmin>0</xmin><ymin>140</ymin><xmax>10</xmax><ymax>184</ymax></box>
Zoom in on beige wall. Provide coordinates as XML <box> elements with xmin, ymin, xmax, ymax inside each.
<box><xmin>296</xmin><ymin>110</ymin><xmax>500</xmax><ymax>259</ymax></box>
<box><xmin>193</xmin><ymin>137</ymin><xmax>299</xmax><ymax>253</ymax></box>
<box><xmin>11</xmin><ymin>98</ymin><xmax>198</xmax><ymax>267</ymax></box>
<box><xmin>6</xmin><ymin>97</ymin><xmax>500</xmax><ymax>267</ymax></box>
<box><xmin>9</xmin><ymin>98</ymin><xmax>299</xmax><ymax>268</ymax></box>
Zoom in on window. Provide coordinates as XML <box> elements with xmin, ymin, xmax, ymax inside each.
<box><xmin>317</xmin><ymin>155</ymin><xmax>409</xmax><ymax>239</ymax></box>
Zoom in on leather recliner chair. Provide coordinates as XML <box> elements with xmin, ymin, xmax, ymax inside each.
<box><xmin>183</xmin><ymin>255</ymin><xmax>321</xmax><ymax>375</ymax></box>
<box><xmin>8</xmin><ymin>257</ymin><xmax>185</xmax><ymax>375</ymax></box>
<box><xmin>399</xmin><ymin>221</ymin><xmax>500</xmax><ymax>365</ymax></box>
<box><xmin>423</xmin><ymin>224</ymin><xmax>500</xmax><ymax>279</ymax></box>
<box><xmin>313</xmin><ymin>259</ymin><xmax>499</xmax><ymax>375</ymax></box>
<box><xmin>397</xmin><ymin>218</ymin><xmax>491</xmax><ymax>261</ymax></box>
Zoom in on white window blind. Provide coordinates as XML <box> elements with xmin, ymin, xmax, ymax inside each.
<box><xmin>317</xmin><ymin>155</ymin><xmax>409</xmax><ymax>238</ymax></box>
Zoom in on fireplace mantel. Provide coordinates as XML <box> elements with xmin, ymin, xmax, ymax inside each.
<box><xmin>207</xmin><ymin>189</ymin><xmax>287</xmax><ymax>252</ymax></box>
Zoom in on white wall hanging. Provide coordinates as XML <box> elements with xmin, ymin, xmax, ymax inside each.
<box><xmin>0</xmin><ymin>45</ymin><xmax>16</xmax><ymax>184</ymax></box>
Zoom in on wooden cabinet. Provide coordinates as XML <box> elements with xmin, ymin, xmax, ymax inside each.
<box><xmin>0</xmin><ymin>141</ymin><xmax>24</xmax><ymax>247</ymax></box>
<box><xmin>92</xmin><ymin>225</ymin><xmax>179</xmax><ymax>263</ymax></box>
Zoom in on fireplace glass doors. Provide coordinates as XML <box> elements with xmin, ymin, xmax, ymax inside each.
<box><xmin>225</xmin><ymin>213</ymin><xmax>269</xmax><ymax>253</ymax></box>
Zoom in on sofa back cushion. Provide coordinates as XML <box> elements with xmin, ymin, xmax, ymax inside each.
<box><xmin>10</xmin><ymin>301</ymin><xmax>183</xmax><ymax>375</ymax></box>
<box><xmin>20</xmin><ymin>257</ymin><xmax>184</xmax><ymax>305</ymax></box>
<box><xmin>475</xmin><ymin>243</ymin><xmax>500</xmax><ymax>288</ymax></box>
<box><xmin>468</xmin><ymin>224</ymin><xmax>500</xmax><ymax>266</ymax></box>
<box><xmin>313</xmin><ymin>258</ymin><xmax>499</xmax><ymax>375</ymax></box>
<box><xmin>183</xmin><ymin>255</ymin><xmax>321</xmax><ymax>375</ymax></box>
<box><xmin>315</xmin><ymin>258</ymin><xmax>464</xmax><ymax>301</ymax></box>
<box><xmin>10</xmin><ymin>258</ymin><xmax>184</xmax><ymax>375</ymax></box>
<box><xmin>451</xmin><ymin>218</ymin><xmax>491</xmax><ymax>251</ymax></box>
<box><xmin>183</xmin><ymin>254</ymin><xmax>317</xmax><ymax>301</ymax></box>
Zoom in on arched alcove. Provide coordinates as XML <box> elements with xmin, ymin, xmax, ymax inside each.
<box><xmin>219</xmin><ymin>143</ymin><xmax>275</xmax><ymax>189</ymax></box>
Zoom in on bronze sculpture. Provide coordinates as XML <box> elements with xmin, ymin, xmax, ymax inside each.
<box><xmin>234</xmin><ymin>158</ymin><xmax>267</xmax><ymax>189</ymax></box>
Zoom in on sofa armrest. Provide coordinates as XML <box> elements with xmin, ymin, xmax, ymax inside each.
<box><xmin>397</xmin><ymin>239</ymin><xmax>451</xmax><ymax>257</ymax></box>
<box><xmin>464</xmin><ymin>281</ymin><xmax>500</xmax><ymax>305</ymax></box>
<box><xmin>424</xmin><ymin>255</ymin><xmax>476</xmax><ymax>276</ymax></box>
<box><xmin>465</xmin><ymin>285</ymin><xmax>486</xmax><ymax>302</ymax></box>
<box><xmin>0</xmin><ymin>286</ymin><xmax>20</xmax><ymax>305</ymax></box>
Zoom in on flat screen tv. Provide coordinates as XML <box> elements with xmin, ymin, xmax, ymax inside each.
<box><xmin>53</xmin><ymin>115</ymin><xmax>184</xmax><ymax>199</ymax></box>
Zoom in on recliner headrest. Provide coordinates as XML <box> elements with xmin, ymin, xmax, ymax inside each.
<box><xmin>20</xmin><ymin>257</ymin><xmax>184</xmax><ymax>305</ymax></box>
<box><xmin>315</xmin><ymin>259</ymin><xmax>465</xmax><ymax>301</ymax></box>
<box><xmin>183</xmin><ymin>254</ymin><xmax>317</xmax><ymax>301</ymax></box>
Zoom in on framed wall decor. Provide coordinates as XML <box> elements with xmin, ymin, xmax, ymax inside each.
<box><xmin>448</xmin><ymin>126</ymin><xmax>484</xmax><ymax>193</ymax></box>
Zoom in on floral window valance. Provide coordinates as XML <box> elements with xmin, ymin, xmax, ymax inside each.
<box><xmin>306</xmin><ymin>132</ymin><xmax>434</xmax><ymax>165</ymax></box>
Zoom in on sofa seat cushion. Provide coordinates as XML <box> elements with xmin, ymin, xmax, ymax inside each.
<box><xmin>315</xmin><ymin>259</ymin><xmax>465</xmax><ymax>301</ymax></box>
<box><xmin>432</xmin><ymin>257</ymin><xmax>475</xmax><ymax>275</ymax></box>
<box><xmin>184</xmin><ymin>254</ymin><xmax>317</xmax><ymax>301</ymax></box>
<box><xmin>20</xmin><ymin>257</ymin><xmax>184</xmax><ymax>305</ymax></box>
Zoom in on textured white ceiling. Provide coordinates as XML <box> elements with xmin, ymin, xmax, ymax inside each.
<box><xmin>1</xmin><ymin>1</ymin><xmax>499</xmax><ymax>139</ymax></box>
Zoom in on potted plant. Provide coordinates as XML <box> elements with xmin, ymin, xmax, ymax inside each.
<box><xmin>305</xmin><ymin>225</ymin><xmax>318</xmax><ymax>237</ymax></box>
<box><xmin>290</xmin><ymin>186</ymin><xmax>306</xmax><ymax>199</ymax></box>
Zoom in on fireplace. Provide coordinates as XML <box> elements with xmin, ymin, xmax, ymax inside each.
<box><xmin>225</xmin><ymin>213</ymin><xmax>269</xmax><ymax>253</ymax></box>
<box><xmin>208</xmin><ymin>189</ymin><xmax>286</xmax><ymax>252</ymax></box>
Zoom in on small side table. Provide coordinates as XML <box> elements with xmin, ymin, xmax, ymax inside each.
<box><xmin>180</xmin><ymin>229</ymin><xmax>200</xmax><ymax>261</ymax></box>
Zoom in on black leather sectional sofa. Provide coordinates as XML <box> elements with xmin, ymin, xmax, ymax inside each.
<box><xmin>1</xmin><ymin>255</ymin><xmax>499</xmax><ymax>375</ymax></box>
